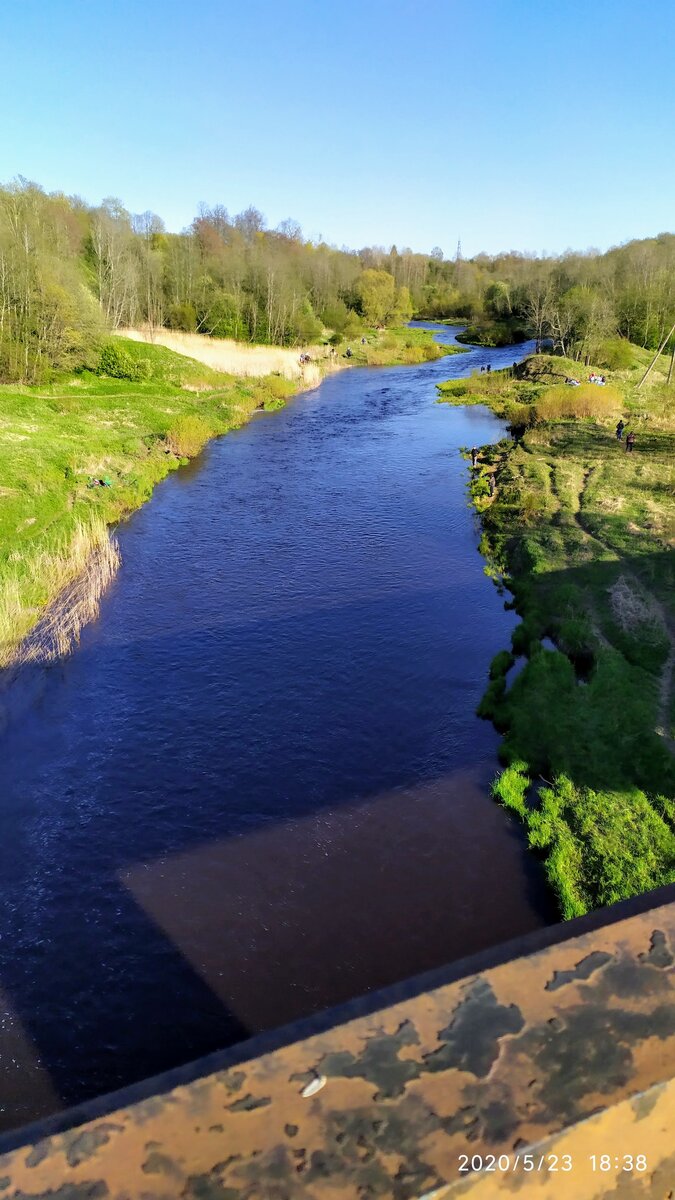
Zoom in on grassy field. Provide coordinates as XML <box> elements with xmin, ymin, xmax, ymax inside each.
<box><xmin>0</xmin><ymin>324</ymin><xmax>452</xmax><ymax>667</ymax></box>
<box><xmin>438</xmin><ymin>345</ymin><xmax>675</xmax><ymax>918</ymax></box>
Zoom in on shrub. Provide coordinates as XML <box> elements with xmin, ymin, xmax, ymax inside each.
<box><xmin>489</xmin><ymin>649</ymin><xmax>515</xmax><ymax>679</ymax></box>
<box><xmin>166</xmin><ymin>303</ymin><xmax>197</xmax><ymax>332</ymax></box>
<box><xmin>166</xmin><ymin>414</ymin><xmax>212</xmax><ymax>458</ymax></box>
<box><xmin>343</xmin><ymin>314</ymin><xmax>364</xmax><ymax>338</ymax></box>
<box><xmin>529</xmin><ymin>776</ymin><xmax>675</xmax><ymax>916</ymax></box>
<box><xmin>511</xmin><ymin>621</ymin><xmax>541</xmax><ymax>657</ymax></box>
<box><xmin>596</xmin><ymin>338</ymin><xmax>635</xmax><ymax>371</ymax></box>
<box><xmin>293</xmin><ymin>303</ymin><xmax>323</xmax><ymax>344</ymax></box>
<box><xmin>202</xmin><ymin>294</ymin><xmax>241</xmax><ymax>339</ymax></box>
<box><xmin>263</xmin><ymin>374</ymin><xmax>293</xmax><ymax>401</ymax></box>
<box><xmin>476</xmin><ymin>675</ymin><xmax>507</xmax><ymax>718</ymax></box>
<box><xmin>320</xmin><ymin>299</ymin><xmax>350</xmax><ymax>333</ymax></box>
<box><xmin>492</xmin><ymin>762</ymin><xmax>530</xmax><ymax>818</ymax></box>
<box><xmin>98</xmin><ymin>340</ymin><xmax>142</xmax><ymax>380</ymax></box>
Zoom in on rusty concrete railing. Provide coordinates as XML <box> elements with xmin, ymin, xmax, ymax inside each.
<box><xmin>0</xmin><ymin>884</ymin><xmax>673</xmax><ymax>1198</ymax></box>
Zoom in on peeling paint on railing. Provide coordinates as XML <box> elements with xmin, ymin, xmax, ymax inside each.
<box><xmin>0</xmin><ymin>894</ymin><xmax>673</xmax><ymax>1198</ymax></box>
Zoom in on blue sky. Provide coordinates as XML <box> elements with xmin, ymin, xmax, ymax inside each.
<box><xmin>1</xmin><ymin>0</ymin><xmax>673</xmax><ymax>257</ymax></box>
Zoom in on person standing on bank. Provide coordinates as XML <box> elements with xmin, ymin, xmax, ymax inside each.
<box><xmin>626</xmin><ymin>431</ymin><xmax>636</xmax><ymax>453</ymax></box>
<box><xmin>616</xmin><ymin>419</ymin><xmax>625</xmax><ymax>441</ymax></box>
<box><xmin>471</xmin><ymin>447</ymin><xmax>478</xmax><ymax>468</ymax></box>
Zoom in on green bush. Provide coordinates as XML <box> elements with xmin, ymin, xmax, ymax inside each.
<box><xmin>489</xmin><ymin>649</ymin><xmax>515</xmax><ymax>679</ymax></box>
<box><xmin>166</xmin><ymin>414</ymin><xmax>212</xmax><ymax>458</ymax></box>
<box><xmin>596</xmin><ymin>338</ymin><xmax>635</xmax><ymax>371</ymax></box>
<box><xmin>528</xmin><ymin>776</ymin><xmax>675</xmax><ymax>917</ymax></box>
<box><xmin>492</xmin><ymin>761</ymin><xmax>529</xmax><ymax>818</ymax></box>
<box><xmin>343</xmin><ymin>314</ymin><xmax>364</xmax><ymax>338</ymax></box>
<box><xmin>98</xmin><ymin>340</ymin><xmax>142</xmax><ymax>380</ymax></box>
<box><xmin>477</xmin><ymin>675</ymin><xmax>507</xmax><ymax>718</ymax></box>
<box><xmin>293</xmin><ymin>302</ymin><xmax>323</xmax><ymax>344</ymax></box>
<box><xmin>511</xmin><ymin>621</ymin><xmax>541</xmax><ymax>657</ymax></box>
<box><xmin>320</xmin><ymin>300</ymin><xmax>351</xmax><ymax>333</ymax></box>
<box><xmin>166</xmin><ymin>302</ymin><xmax>197</xmax><ymax>332</ymax></box>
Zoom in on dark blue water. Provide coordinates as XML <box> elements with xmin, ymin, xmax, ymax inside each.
<box><xmin>0</xmin><ymin>324</ymin><xmax>555</xmax><ymax>1130</ymax></box>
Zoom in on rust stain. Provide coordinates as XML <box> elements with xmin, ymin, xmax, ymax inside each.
<box><xmin>0</xmin><ymin>901</ymin><xmax>672</xmax><ymax>1199</ymax></box>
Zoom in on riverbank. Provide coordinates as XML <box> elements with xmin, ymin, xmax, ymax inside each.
<box><xmin>0</xmin><ymin>324</ymin><xmax>455</xmax><ymax>668</ymax></box>
<box><xmin>438</xmin><ymin>348</ymin><xmax>675</xmax><ymax>918</ymax></box>
<box><xmin>0</xmin><ymin>339</ymin><xmax>298</xmax><ymax>668</ymax></box>
<box><xmin>0</xmin><ymin>326</ymin><xmax>553</xmax><ymax>1125</ymax></box>
<box><xmin>122</xmin><ymin>322</ymin><xmax>464</xmax><ymax>377</ymax></box>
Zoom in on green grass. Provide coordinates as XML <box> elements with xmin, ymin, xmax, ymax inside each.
<box><xmin>340</xmin><ymin>325</ymin><xmax>467</xmax><ymax>366</ymax></box>
<box><xmin>0</xmin><ymin>338</ymin><xmax>295</xmax><ymax>665</ymax></box>
<box><xmin>440</xmin><ymin>348</ymin><xmax>675</xmax><ymax>918</ymax></box>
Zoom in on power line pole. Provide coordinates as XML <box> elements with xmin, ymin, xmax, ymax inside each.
<box><xmin>637</xmin><ymin>320</ymin><xmax>675</xmax><ymax>389</ymax></box>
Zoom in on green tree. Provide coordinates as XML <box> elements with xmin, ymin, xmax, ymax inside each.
<box><xmin>392</xmin><ymin>285</ymin><xmax>414</xmax><ymax>324</ymax></box>
<box><xmin>357</xmin><ymin>269</ymin><xmax>396</xmax><ymax>326</ymax></box>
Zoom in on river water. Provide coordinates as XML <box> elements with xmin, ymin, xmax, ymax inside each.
<box><xmin>0</xmin><ymin>324</ymin><xmax>556</xmax><ymax>1131</ymax></box>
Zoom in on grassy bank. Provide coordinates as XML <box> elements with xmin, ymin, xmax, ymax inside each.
<box><xmin>1</xmin><ymin>323</ymin><xmax>453</xmax><ymax>666</ymax></box>
<box><xmin>340</xmin><ymin>324</ymin><xmax>467</xmax><ymax>365</ymax></box>
<box><xmin>438</xmin><ymin>347</ymin><xmax>675</xmax><ymax>918</ymax></box>
<box><xmin>0</xmin><ymin>337</ymin><xmax>296</xmax><ymax>667</ymax></box>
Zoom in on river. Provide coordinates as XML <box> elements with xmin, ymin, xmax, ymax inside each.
<box><xmin>0</xmin><ymin>323</ymin><xmax>556</xmax><ymax>1132</ymax></box>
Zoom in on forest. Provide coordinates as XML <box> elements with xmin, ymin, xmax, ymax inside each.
<box><xmin>2</xmin><ymin>177</ymin><xmax>675</xmax><ymax>383</ymax></box>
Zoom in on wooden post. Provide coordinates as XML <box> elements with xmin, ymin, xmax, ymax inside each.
<box><xmin>637</xmin><ymin>321</ymin><xmax>675</xmax><ymax>389</ymax></box>
<box><xmin>668</xmin><ymin>342</ymin><xmax>675</xmax><ymax>386</ymax></box>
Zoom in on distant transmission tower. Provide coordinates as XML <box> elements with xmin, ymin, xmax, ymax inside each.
<box><xmin>455</xmin><ymin>238</ymin><xmax>462</xmax><ymax>262</ymax></box>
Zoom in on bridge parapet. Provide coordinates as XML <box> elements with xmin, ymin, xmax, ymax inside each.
<box><xmin>0</xmin><ymin>887</ymin><xmax>673</xmax><ymax>1198</ymax></box>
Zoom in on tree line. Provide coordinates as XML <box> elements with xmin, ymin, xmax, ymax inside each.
<box><xmin>1</xmin><ymin>177</ymin><xmax>675</xmax><ymax>382</ymax></box>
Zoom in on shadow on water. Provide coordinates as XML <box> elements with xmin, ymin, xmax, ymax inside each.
<box><xmin>0</xmin><ymin>325</ymin><xmax>557</xmax><ymax>1129</ymax></box>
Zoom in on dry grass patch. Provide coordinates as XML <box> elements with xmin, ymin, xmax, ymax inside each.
<box><xmin>534</xmin><ymin>383</ymin><xmax>621</xmax><ymax>421</ymax></box>
<box><xmin>609</xmin><ymin>575</ymin><xmax>667</xmax><ymax>639</ymax></box>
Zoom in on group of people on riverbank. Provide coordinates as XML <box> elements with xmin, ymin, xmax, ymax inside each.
<box><xmin>564</xmin><ymin>372</ymin><xmax>607</xmax><ymax>386</ymax></box>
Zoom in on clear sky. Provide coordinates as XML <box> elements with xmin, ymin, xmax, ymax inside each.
<box><xmin>1</xmin><ymin>0</ymin><xmax>674</xmax><ymax>257</ymax></box>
